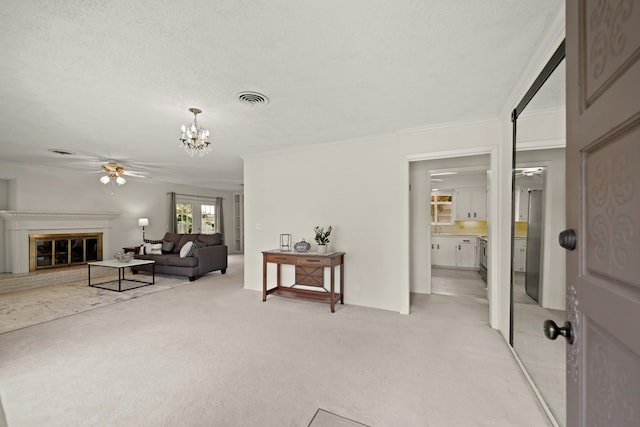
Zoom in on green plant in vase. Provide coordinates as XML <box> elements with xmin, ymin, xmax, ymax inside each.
<box><xmin>314</xmin><ymin>225</ymin><xmax>332</xmax><ymax>254</ymax></box>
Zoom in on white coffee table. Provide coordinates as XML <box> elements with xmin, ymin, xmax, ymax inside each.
<box><xmin>88</xmin><ymin>259</ymin><xmax>155</xmax><ymax>292</ymax></box>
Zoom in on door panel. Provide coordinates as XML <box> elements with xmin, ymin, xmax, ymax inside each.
<box><xmin>585</xmin><ymin>127</ymin><xmax>640</xmax><ymax>287</ymax></box>
<box><xmin>566</xmin><ymin>1</ymin><xmax>640</xmax><ymax>425</ymax></box>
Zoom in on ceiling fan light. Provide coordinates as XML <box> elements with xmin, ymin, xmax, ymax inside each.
<box><xmin>116</xmin><ymin>176</ymin><xmax>126</xmax><ymax>185</ymax></box>
<box><xmin>100</xmin><ymin>175</ymin><xmax>110</xmax><ymax>184</ymax></box>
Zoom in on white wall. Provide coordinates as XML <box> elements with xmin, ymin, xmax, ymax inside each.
<box><xmin>244</xmin><ymin>120</ymin><xmax>504</xmax><ymax>318</ymax></box>
<box><xmin>0</xmin><ymin>160</ymin><xmax>238</xmax><ymax>270</ymax></box>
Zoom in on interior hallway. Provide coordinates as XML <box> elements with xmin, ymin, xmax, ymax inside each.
<box><xmin>0</xmin><ymin>256</ymin><xmax>550</xmax><ymax>426</ymax></box>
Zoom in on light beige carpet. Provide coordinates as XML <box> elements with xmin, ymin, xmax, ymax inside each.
<box><xmin>308</xmin><ymin>409</ymin><xmax>370</xmax><ymax>426</ymax></box>
<box><xmin>0</xmin><ymin>274</ymin><xmax>190</xmax><ymax>334</ymax></box>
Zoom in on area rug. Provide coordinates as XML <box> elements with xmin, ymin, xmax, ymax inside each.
<box><xmin>0</xmin><ymin>275</ymin><xmax>191</xmax><ymax>334</ymax></box>
<box><xmin>308</xmin><ymin>409</ymin><xmax>370</xmax><ymax>427</ymax></box>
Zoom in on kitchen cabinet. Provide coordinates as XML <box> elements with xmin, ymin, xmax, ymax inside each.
<box><xmin>455</xmin><ymin>241</ymin><xmax>476</xmax><ymax>268</ymax></box>
<box><xmin>455</xmin><ymin>188</ymin><xmax>487</xmax><ymax>220</ymax></box>
<box><xmin>431</xmin><ymin>236</ymin><xmax>456</xmax><ymax>267</ymax></box>
<box><xmin>513</xmin><ymin>238</ymin><xmax>527</xmax><ymax>272</ymax></box>
<box><xmin>432</xmin><ymin>236</ymin><xmax>477</xmax><ymax>269</ymax></box>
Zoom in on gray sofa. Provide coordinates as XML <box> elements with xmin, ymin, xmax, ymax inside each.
<box><xmin>132</xmin><ymin>232</ymin><xmax>227</xmax><ymax>281</ymax></box>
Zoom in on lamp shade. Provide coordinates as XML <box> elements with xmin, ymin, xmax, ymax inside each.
<box><xmin>138</xmin><ymin>218</ymin><xmax>149</xmax><ymax>227</ymax></box>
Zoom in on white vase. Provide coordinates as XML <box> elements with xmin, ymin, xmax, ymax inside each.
<box><xmin>317</xmin><ymin>244</ymin><xmax>327</xmax><ymax>254</ymax></box>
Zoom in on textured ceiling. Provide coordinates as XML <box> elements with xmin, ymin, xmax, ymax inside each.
<box><xmin>0</xmin><ymin>1</ymin><xmax>562</xmax><ymax>190</ymax></box>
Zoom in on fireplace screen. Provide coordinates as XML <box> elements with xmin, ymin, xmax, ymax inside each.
<box><xmin>29</xmin><ymin>233</ymin><xmax>103</xmax><ymax>271</ymax></box>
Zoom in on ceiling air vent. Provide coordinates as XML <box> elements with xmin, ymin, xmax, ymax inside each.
<box><xmin>48</xmin><ymin>148</ymin><xmax>75</xmax><ymax>156</ymax></box>
<box><xmin>237</xmin><ymin>91</ymin><xmax>269</xmax><ymax>106</ymax></box>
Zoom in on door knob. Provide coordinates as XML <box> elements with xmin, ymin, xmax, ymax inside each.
<box><xmin>559</xmin><ymin>229</ymin><xmax>576</xmax><ymax>250</ymax></box>
<box><xmin>543</xmin><ymin>320</ymin><xmax>574</xmax><ymax>344</ymax></box>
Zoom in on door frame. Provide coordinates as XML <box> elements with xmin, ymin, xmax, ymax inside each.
<box><xmin>401</xmin><ymin>144</ymin><xmax>500</xmax><ymax>328</ymax></box>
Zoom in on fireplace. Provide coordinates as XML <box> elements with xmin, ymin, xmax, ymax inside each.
<box><xmin>29</xmin><ymin>233</ymin><xmax>103</xmax><ymax>271</ymax></box>
<box><xmin>0</xmin><ymin>211</ymin><xmax>118</xmax><ymax>274</ymax></box>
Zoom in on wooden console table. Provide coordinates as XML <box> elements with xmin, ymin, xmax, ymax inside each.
<box><xmin>262</xmin><ymin>250</ymin><xmax>345</xmax><ymax>312</ymax></box>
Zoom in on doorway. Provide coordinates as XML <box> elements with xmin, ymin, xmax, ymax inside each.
<box><xmin>408</xmin><ymin>149</ymin><xmax>498</xmax><ymax>326</ymax></box>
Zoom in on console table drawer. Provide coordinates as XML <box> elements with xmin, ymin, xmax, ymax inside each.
<box><xmin>265</xmin><ymin>253</ymin><xmax>298</xmax><ymax>264</ymax></box>
<box><xmin>297</xmin><ymin>256</ymin><xmax>332</xmax><ymax>267</ymax></box>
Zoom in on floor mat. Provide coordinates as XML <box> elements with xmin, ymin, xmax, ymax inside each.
<box><xmin>308</xmin><ymin>409</ymin><xmax>370</xmax><ymax>427</ymax></box>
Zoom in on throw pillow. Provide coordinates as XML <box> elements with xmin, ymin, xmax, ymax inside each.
<box><xmin>144</xmin><ymin>242</ymin><xmax>162</xmax><ymax>255</ymax></box>
<box><xmin>179</xmin><ymin>241</ymin><xmax>193</xmax><ymax>258</ymax></box>
<box><xmin>139</xmin><ymin>245</ymin><xmax>145</xmax><ymax>255</ymax></box>
<box><xmin>187</xmin><ymin>240</ymin><xmax>205</xmax><ymax>257</ymax></box>
<box><xmin>144</xmin><ymin>238</ymin><xmax>163</xmax><ymax>244</ymax></box>
<box><xmin>161</xmin><ymin>240</ymin><xmax>175</xmax><ymax>254</ymax></box>
<box><xmin>177</xmin><ymin>235</ymin><xmax>198</xmax><ymax>254</ymax></box>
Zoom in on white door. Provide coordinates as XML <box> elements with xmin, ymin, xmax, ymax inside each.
<box><xmin>564</xmin><ymin>2</ymin><xmax>640</xmax><ymax>426</ymax></box>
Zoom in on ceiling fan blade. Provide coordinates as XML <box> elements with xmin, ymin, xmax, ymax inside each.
<box><xmin>123</xmin><ymin>170</ymin><xmax>147</xmax><ymax>178</ymax></box>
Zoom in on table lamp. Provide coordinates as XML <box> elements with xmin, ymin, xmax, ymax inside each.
<box><xmin>138</xmin><ymin>217</ymin><xmax>149</xmax><ymax>241</ymax></box>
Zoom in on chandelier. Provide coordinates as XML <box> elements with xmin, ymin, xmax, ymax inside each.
<box><xmin>179</xmin><ymin>108</ymin><xmax>211</xmax><ymax>157</ymax></box>
<box><xmin>99</xmin><ymin>162</ymin><xmax>126</xmax><ymax>186</ymax></box>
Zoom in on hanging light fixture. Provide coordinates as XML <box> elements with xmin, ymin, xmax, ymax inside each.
<box><xmin>179</xmin><ymin>107</ymin><xmax>211</xmax><ymax>157</ymax></box>
<box><xmin>100</xmin><ymin>162</ymin><xmax>127</xmax><ymax>186</ymax></box>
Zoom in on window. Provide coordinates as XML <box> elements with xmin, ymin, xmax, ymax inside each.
<box><xmin>176</xmin><ymin>203</ymin><xmax>193</xmax><ymax>234</ymax></box>
<box><xmin>430</xmin><ymin>192</ymin><xmax>453</xmax><ymax>224</ymax></box>
<box><xmin>200</xmin><ymin>204</ymin><xmax>216</xmax><ymax>234</ymax></box>
<box><xmin>176</xmin><ymin>201</ymin><xmax>218</xmax><ymax>235</ymax></box>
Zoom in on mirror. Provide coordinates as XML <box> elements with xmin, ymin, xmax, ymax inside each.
<box><xmin>511</xmin><ymin>43</ymin><xmax>566</xmax><ymax>426</ymax></box>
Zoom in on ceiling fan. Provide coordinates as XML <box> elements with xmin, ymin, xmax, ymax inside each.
<box><xmin>97</xmin><ymin>161</ymin><xmax>146</xmax><ymax>186</ymax></box>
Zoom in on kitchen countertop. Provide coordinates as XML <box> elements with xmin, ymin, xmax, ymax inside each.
<box><xmin>433</xmin><ymin>233</ymin><xmax>485</xmax><ymax>238</ymax></box>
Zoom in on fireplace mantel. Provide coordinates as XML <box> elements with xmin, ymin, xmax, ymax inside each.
<box><xmin>0</xmin><ymin>211</ymin><xmax>119</xmax><ymax>221</ymax></box>
<box><xmin>1</xmin><ymin>211</ymin><xmax>119</xmax><ymax>273</ymax></box>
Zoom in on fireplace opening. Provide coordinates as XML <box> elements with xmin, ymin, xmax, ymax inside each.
<box><xmin>29</xmin><ymin>233</ymin><xmax>103</xmax><ymax>271</ymax></box>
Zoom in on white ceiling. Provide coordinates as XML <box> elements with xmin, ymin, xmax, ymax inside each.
<box><xmin>0</xmin><ymin>1</ymin><xmax>562</xmax><ymax>191</ymax></box>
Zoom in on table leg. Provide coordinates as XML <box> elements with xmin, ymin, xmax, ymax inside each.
<box><xmin>88</xmin><ymin>264</ymin><xmax>91</xmax><ymax>287</ymax></box>
<box><xmin>330</xmin><ymin>263</ymin><xmax>335</xmax><ymax>313</ymax></box>
<box><xmin>340</xmin><ymin>262</ymin><xmax>345</xmax><ymax>304</ymax></box>
<box><xmin>262</xmin><ymin>255</ymin><xmax>267</xmax><ymax>301</ymax></box>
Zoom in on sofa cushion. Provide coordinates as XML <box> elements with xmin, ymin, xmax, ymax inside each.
<box><xmin>166</xmin><ymin>256</ymin><xmax>198</xmax><ymax>267</ymax></box>
<box><xmin>134</xmin><ymin>253</ymin><xmax>172</xmax><ymax>266</ymax></box>
<box><xmin>177</xmin><ymin>234</ymin><xmax>198</xmax><ymax>252</ymax></box>
<box><xmin>198</xmin><ymin>233</ymin><xmax>222</xmax><ymax>246</ymax></box>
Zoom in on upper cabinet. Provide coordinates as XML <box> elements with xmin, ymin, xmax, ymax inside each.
<box><xmin>454</xmin><ymin>188</ymin><xmax>487</xmax><ymax>220</ymax></box>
